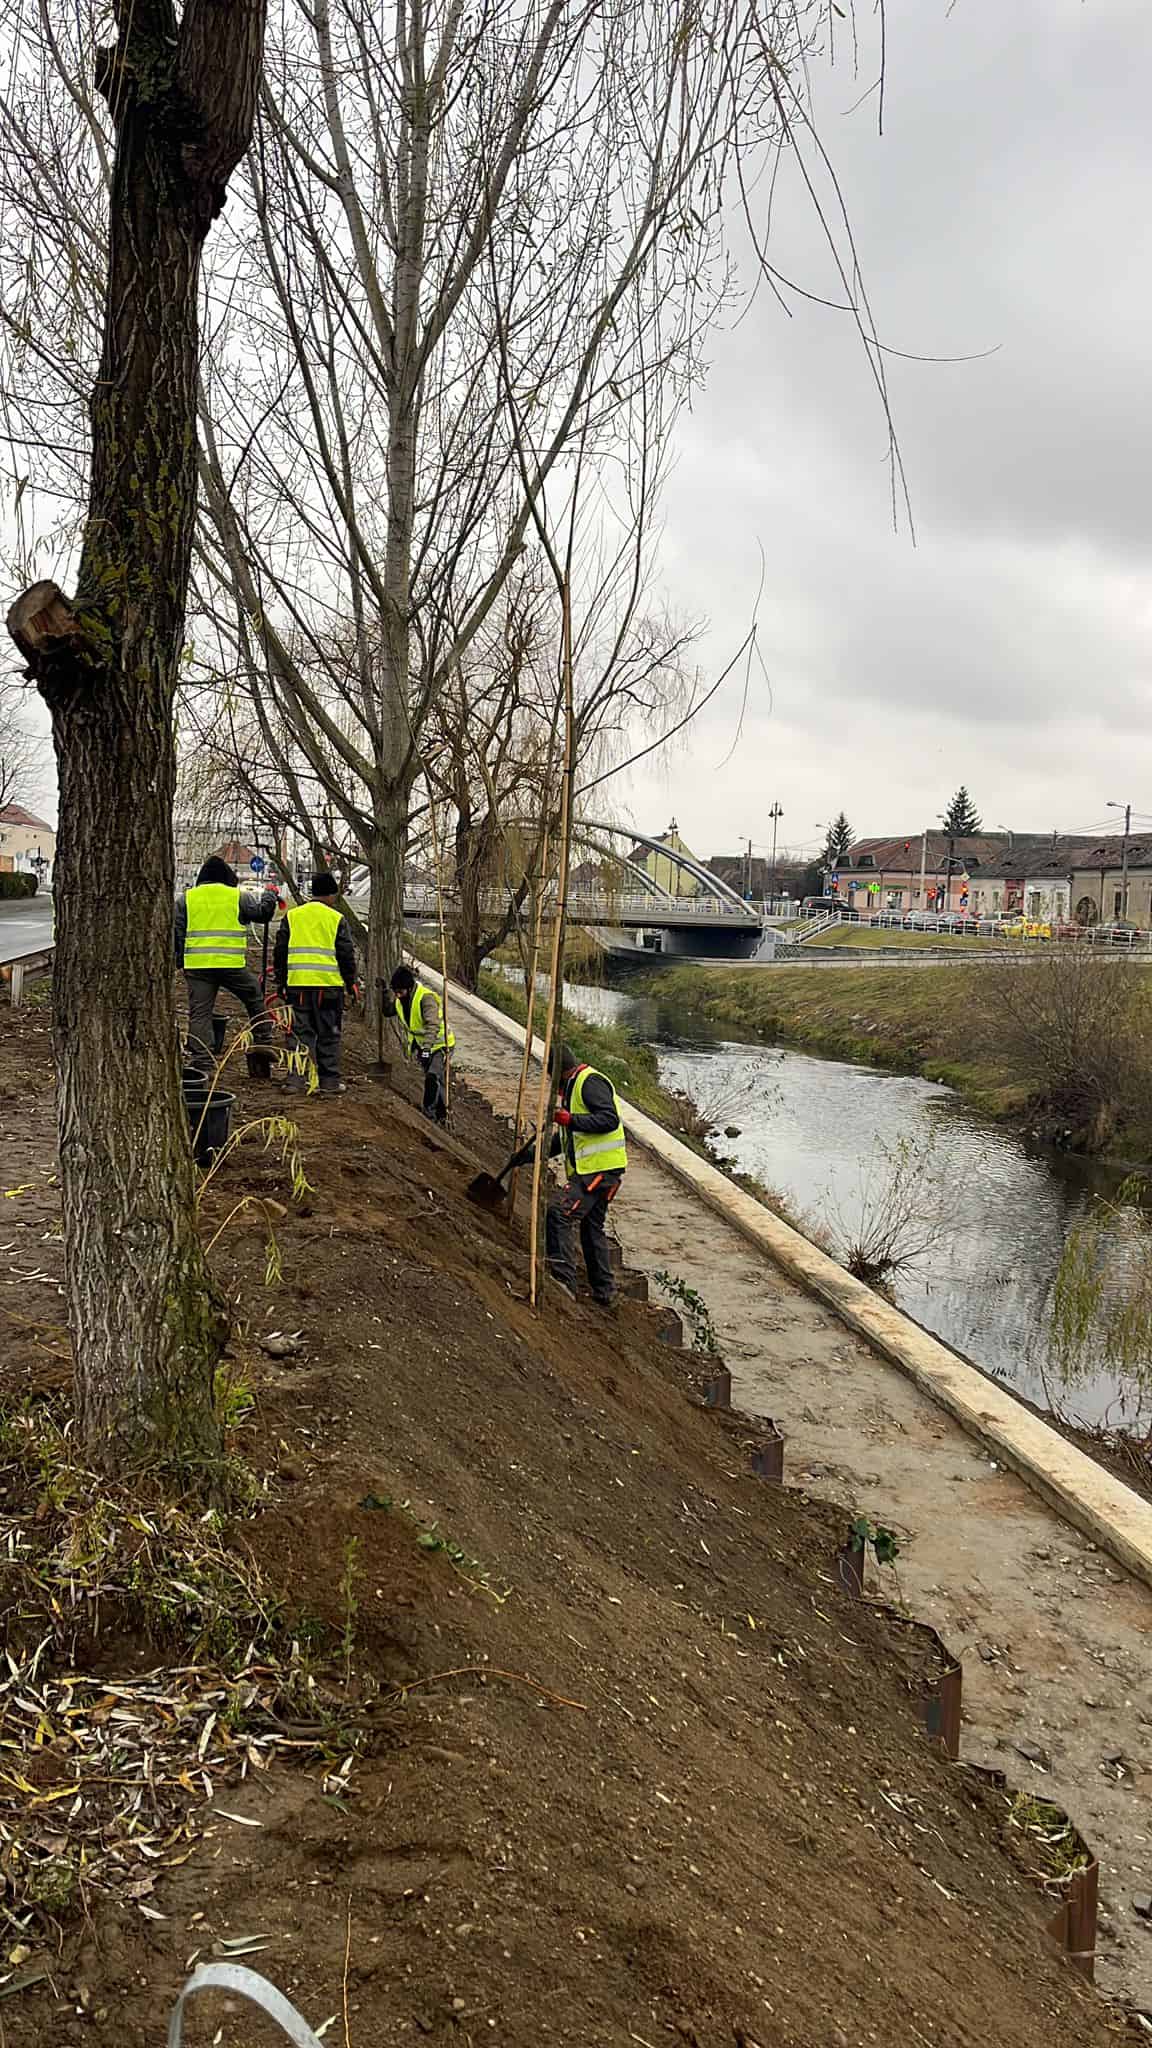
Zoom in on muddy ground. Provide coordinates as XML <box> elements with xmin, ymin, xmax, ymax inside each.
<box><xmin>0</xmin><ymin>991</ymin><xmax>1138</xmax><ymax>2045</ymax></box>
<box><xmin>451</xmin><ymin>997</ymin><xmax>1152</xmax><ymax>2015</ymax></box>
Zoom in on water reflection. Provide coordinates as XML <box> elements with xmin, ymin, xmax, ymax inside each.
<box><xmin>562</xmin><ymin>977</ymin><xmax>1150</xmax><ymax>1425</ymax></box>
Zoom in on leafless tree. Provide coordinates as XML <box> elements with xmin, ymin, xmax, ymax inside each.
<box><xmin>4</xmin><ymin>0</ymin><xmax>269</xmax><ymax>1469</ymax></box>
<box><xmin>973</xmin><ymin>945</ymin><xmax>1152</xmax><ymax>1152</ymax></box>
<box><xmin>0</xmin><ymin>678</ymin><xmax>43</xmax><ymax>814</ymax></box>
<box><xmin>0</xmin><ymin>0</ymin><xmax>890</xmax><ymax>1006</ymax></box>
<box><xmin>417</xmin><ymin>481</ymin><xmax>701</xmax><ymax>984</ymax></box>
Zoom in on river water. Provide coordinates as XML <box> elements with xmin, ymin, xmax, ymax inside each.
<box><xmin>559</xmin><ymin>975</ymin><xmax>1150</xmax><ymax>1428</ymax></box>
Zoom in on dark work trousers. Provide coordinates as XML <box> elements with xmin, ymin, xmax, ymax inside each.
<box><xmin>185</xmin><ymin>968</ymin><xmax>271</xmax><ymax>1075</ymax></box>
<box><xmin>420</xmin><ymin>1048</ymin><xmax>448</xmax><ymax>1123</ymax></box>
<box><xmin>546</xmin><ymin>1171</ymin><xmax>623</xmax><ymax>1303</ymax></box>
<box><xmin>288</xmin><ymin>989</ymin><xmax>346</xmax><ymax>1089</ymax></box>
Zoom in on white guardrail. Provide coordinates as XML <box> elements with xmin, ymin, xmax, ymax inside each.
<box><xmin>796</xmin><ymin>909</ymin><xmax>1152</xmax><ymax>948</ymax></box>
<box><xmin>1</xmin><ymin>943</ymin><xmax>54</xmax><ymax>1005</ymax></box>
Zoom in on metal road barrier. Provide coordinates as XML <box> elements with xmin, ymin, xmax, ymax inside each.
<box><xmin>0</xmin><ymin>942</ymin><xmax>54</xmax><ymax>1006</ymax></box>
<box><xmin>799</xmin><ymin>909</ymin><xmax>1152</xmax><ymax>949</ymax></box>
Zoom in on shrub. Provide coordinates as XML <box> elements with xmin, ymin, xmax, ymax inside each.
<box><xmin>824</xmin><ymin>1131</ymin><xmax>942</xmax><ymax>1289</ymax></box>
<box><xmin>972</xmin><ymin>946</ymin><xmax>1151</xmax><ymax>1149</ymax></box>
<box><xmin>0</xmin><ymin>871</ymin><xmax>38</xmax><ymax>899</ymax></box>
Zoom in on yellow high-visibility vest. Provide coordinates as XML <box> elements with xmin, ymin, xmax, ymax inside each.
<box><xmin>286</xmin><ymin>901</ymin><xmax>344</xmax><ymax>987</ymax></box>
<box><xmin>404</xmin><ymin>982</ymin><xmax>455</xmax><ymax>1056</ymax></box>
<box><xmin>184</xmin><ymin>883</ymin><xmax>247</xmax><ymax>971</ymax></box>
<box><xmin>566</xmin><ymin>1065</ymin><xmax>627</xmax><ymax>1179</ymax></box>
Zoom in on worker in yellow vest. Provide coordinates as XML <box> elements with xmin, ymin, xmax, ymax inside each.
<box><xmin>389</xmin><ymin>963</ymin><xmax>454</xmax><ymax>1123</ymax></box>
<box><xmin>508</xmin><ymin>1042</ymin><xmax>627</xmax><ymax>1307</ymax></box>
<box><xmin>274</xmin><ymin>873</ymin><xmax>360</xmax><ymax>1095</ymax></box>
<box><xmin>177</xmin><ymin>856</ymin><xmax>278</xmax><ymax>1076</ymax></box>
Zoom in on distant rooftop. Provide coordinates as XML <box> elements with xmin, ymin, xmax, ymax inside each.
<box><xmin>847</xmin><ymin>833</ymin><xmax>1101</xmax><ymax>876</ymax></box>
<box><xmin>0</xmin><ymin>803</ymin><xmax>54</xmax><ymax>833</ymax></box>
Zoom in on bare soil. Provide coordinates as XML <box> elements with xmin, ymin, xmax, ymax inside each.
<box><xmin>426</xmin><ymin>999</ymin><xmax>1152</xmax><ymax>2014</ymax></box>
<box><xmin>0</xmin><ymin>998</ymin><xmax>1133</xmax><ymax>2046</ymax></box>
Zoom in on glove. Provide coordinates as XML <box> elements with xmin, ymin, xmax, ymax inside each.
<box><xmin>553</xmin><ymin>1108</ymin><xmax>572</xmax><ymax>1127</ymax></box>
<box><xmin>418</xmin><ymin>1050</ymin><xmax>431</xmax><ymax>1071</ymax></box>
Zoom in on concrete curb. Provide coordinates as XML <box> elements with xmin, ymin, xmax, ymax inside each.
<box><xmin>430</xmin><ymin>967</ymin><xmax>1152</xmax><ymax>1596</ymax></box>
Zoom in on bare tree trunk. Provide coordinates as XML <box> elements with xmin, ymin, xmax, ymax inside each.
<box><xmin>366</xmin><ymin>786</ymin><xmax>409</xmax><ymax>1019</ymax></box>
<box><xmin>6</xmin><ymin>0</ymin><xmax>267</xmax><ymax>1470</ymax></box>
<box><xmin>452</xmin><ymin>819</ymin><xmax>487</xmax><ymax>993</ymax></box>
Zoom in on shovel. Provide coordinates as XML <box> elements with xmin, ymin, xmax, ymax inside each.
<box><xmin>466</xmin><ymin>1142</ymin><xmax>530</xmax><ymax>1214</ymax></box>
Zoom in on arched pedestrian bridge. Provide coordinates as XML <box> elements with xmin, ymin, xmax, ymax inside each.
<box><xmin>384</xmin><ymin>822</ymin><xmax>777</xmax><ymax>960</ymax></box>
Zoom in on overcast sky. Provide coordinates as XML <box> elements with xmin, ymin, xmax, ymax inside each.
<box><xmin>622</xmin><ymin>0</ymin><xmax>1152</xmax><ymax>866</ymax></box>
<box><xmin>16</xmin><ymin>1</ymin><xmax>1152</xmax><ymax>863</ymax></box>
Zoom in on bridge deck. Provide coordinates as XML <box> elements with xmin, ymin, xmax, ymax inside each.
<box><xmin>400</xmin><ymin>887</ymin><xmax>761</xmax><ymax>931</ymax></box>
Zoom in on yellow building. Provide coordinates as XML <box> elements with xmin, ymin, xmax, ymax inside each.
<box><xmin>0</xmin><ymin>803</ymin><xmax>55</xmax><ymax>882</ymax></box>
<box><xmin>626</xmin><ymin>820</ymin><xmax>701</xmax><ymax>898</ymax></box>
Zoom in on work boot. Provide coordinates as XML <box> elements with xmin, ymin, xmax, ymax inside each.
<box><xmin>592</xmin><ymin>1294</ymin><xmax>617</xmax><ymax>1315</ymax></box>
<box><xmin>319</xmin><ymin>1080</ymin><xmax>347</xmax><ymax>1095</ymax></box>
<box><xmin>548</xmin><ymin>1272</ymin><xmax>578</xmax><ymax>1304</ymax></box>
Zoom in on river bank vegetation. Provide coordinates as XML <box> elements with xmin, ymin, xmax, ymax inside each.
<box><xmin>621</xmin><ymin>954</ymin><xmax>1152</xmax><ymax>1159</ymax></box>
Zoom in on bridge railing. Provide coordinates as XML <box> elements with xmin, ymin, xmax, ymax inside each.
<box><xmin>401</xmin><ymin>885</ymin><xmax>760</xmax><ymax>923</ymax></box>
<box><xmin>566</xmin><ymin>891</ymin><xmax>758</xmax><ymax>921</ymax></box>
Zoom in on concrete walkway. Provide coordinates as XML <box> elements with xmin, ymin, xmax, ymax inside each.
<box><xmin>449</xmin><ymin>998</ymin><xmax>1152</xmax><ymax>2012</ymax></box>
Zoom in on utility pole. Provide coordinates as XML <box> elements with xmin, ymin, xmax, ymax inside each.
<box><xmin>943</xmin><ymin>833</ymin><xmax>955</xmax><ymax>914</ymax></box>
<box><xmin>1108</xmin><ymin>801</ymin><xmax>1132</xmax><ymax>920</ymax></box>
<box><xmin>767</xmin><ymin>802</ymin><xmax>783</xmax><ymax>907</ymax></box>
<box><xmin>918</xmin><ymin>829</ymin><xmax>928</xmax><ymax>909</ymax></box>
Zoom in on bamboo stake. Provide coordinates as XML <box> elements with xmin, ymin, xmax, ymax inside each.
<box><xmin>528</xmin><ymin>573</ymin><xmax>576</xmax><ymax>1308</ymax></box>
<box><xmin>506</xmin><ymin>816</ymin><xmax>552</xmax><ymax>1221</ymax></box>
<box><xmin>427</xmin><ymin>792</ymin><xmax>452</xmax><ymax>1114</ymax></box>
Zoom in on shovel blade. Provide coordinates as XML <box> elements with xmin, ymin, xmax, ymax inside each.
<box><xmin>466</xmin><ymin>1171</ymin><xmax>509</xmax><ymax>1213</ymax></box>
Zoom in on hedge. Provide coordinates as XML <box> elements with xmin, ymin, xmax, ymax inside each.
<box><xmin>0</xmin><ymin>872</ymin><xmax>38</xmax><ymax>899</ymax></box>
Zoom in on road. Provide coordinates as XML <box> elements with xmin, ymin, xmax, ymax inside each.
<box><xmin>0</xmin><ymin>896</ymin><xmax>53</xmax><ymax>968</ymax></box>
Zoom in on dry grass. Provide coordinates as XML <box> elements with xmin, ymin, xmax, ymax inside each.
<box><xmin>0</xmin><ymin>1399</ymin><xmax>363</xmax><ymax>1947</ymax></box>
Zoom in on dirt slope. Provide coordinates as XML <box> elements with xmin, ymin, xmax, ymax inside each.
<box><xmin>0</xmin><ymin>1006</ymin><xmax>1128</xmax><ymax>2045</ymax></box>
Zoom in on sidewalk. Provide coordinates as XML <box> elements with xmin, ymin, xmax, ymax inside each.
<box><xmin>450</xmin><ymin>996</ymin><xmax>1152</xmax><ymax>2012</ymax></box>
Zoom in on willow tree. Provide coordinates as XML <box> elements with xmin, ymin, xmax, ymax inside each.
<box><xmin>5</xmin><ymin>0</ymin><xmax>268</xmax><ymax>1467</ymax></box>
<box><xmin>0</xmin><ymin>0</ymin><xmax>897</xmax><ymax>1007</ymax></box>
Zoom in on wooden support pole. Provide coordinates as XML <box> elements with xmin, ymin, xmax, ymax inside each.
<box><xmin>427</xmin><ymin>794</ymin><xmax>452</xmax><ymax>1112</ymax></box>
<box><xmin>528</xmin><ymin>574</ymin><xmax>575</xmax><ymax>1308</ymax></box>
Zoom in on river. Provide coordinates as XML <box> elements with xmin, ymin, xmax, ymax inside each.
<box><xmin>559</xmin><ymin>975</ymin><xmax>1151</xmax><ymax>1428</ymax></box>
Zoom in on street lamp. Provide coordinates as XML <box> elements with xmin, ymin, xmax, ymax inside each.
<box><xmin>766</xmin><ymin>802</ymin><xmax>783</xmax><ymax>906</ymax></box>
<box><xmin>1107</xmin><ymin>801</ymin><xmax>1132</xmax><ymax>920</ymax></box>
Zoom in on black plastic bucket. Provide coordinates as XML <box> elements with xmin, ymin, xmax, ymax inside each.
<box><xmin>182</xmin><ymin>1084</ymin><xmax>235</xmax><ymax>1168</ymax></box>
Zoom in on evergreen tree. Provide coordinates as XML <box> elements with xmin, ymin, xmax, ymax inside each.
<box><xmin>822</xmin><ymin>812</ymin><xmax>854</xmax><ymax>869</ymax></box>
<box><xmin>941</xmin><ymin>787</ymin><xmax>982</xmax><ymax>835</ymax></box>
